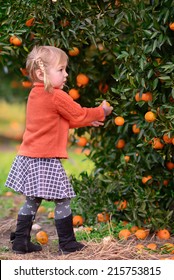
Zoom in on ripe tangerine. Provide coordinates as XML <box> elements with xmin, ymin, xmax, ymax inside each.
<box><xmin>144</xmin><ymin>111</ymin><xmax>156</xmax><ymax>122</ymax></box>
<box><xmin>73</xmin><ymin>215</ymin><xmax>84</xmax><ymax>226</ymax></box>
<box><xmin>114</xmin><ymin>116</ymin><xmax>125</xmax><ymax>126</ymax></box>
<box><xmin>68</xmin><ymin>47</ymin><xmax>80</xmax><ymax>56</ymax></box>
<box><xmin>77</xmin><ymin>136</ymin><xmax>88</xmax><ymax>147</ymax></box>
<box><xmin>76</xmin><ymin>73</ymin><xmax>89</xmax><ymax>87</ymax></box>
<box><xmin>68</xmin><ymin>88</ymin><xmax>80</xmax><ymax>100</ymax></box>
<box><xmin>36</xmin><ymin>231</ymin><xmax>48</xmax><ymax>244</ymax></box>
<box><xmin>156</xmin><ymin>229</ymin><xmax>170</xmax><ymax>240</ymax></box>
<box><xmin>116</xmin><ymin>139</ymin><xmax>125</xmax><ymax>149</ymax></box>
<box><xmin>118</xmin><ymin>229</ymin><xmax>131</xmax><ymax>240</ymax></box>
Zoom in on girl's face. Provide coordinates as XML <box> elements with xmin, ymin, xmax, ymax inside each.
<box><xmin>47</xmin><ymin>63</ymin><xmax>68</xmax><ymax>89</ymax></box>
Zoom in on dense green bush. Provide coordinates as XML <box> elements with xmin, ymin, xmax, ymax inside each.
<box><xmin>0</xmin><ymin>0</ymin><xmax>174</xmax><ymax>230</ymax></box>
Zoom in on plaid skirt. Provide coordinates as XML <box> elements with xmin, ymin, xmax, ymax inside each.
<box><xmin>5</xmin><ymin>156</ymin><xmax>76</xmax><ymax>200</ymax></box>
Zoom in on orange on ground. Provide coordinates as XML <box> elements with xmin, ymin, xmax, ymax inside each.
<box><xmin>36</xmin><ymin>231</ymin><xmax>48</xmax><ymax>244</ymax></box>
<box><xmin>73</xmin><ymin>215</ymin><xmax>83</xmax><ymax>227</ymax></box>
<box><xmin>152</xmin><ymin>138</ymin><xmax>164</xmax><ymax>149</ymax></box>
<box><xmin>68</xmin><ymin>47</ymin><xmax>80</xmax><ymax>56</ymax></box>
<box><xmin>97</xmin><ymin>212</ymin><xmax>110</xmax><ymax>223</ymax></box>
<box><xmin>116</xmin><ymin>139</ymin><xmax>125</xmax><ymax>149</ymax></box>
<box><xmin>166</xmin><ymin>162</ymin><xmax>174</xmax><ymax>170</ymax></box>
<box><xmin>68</xmin><ymin>88</ymin><xmax>80</xmax><ymax>100</ymax></box>
<box><xmin>144</xmin><ymin>111</ymin><xmax>156</xmax><ymax>122</ymax></box>
<box><xmin>135</xmin><ymin>91</ymin><xmax>152</xmax><ymax>102</ymax></box>
<box><xmin>114</xmin><ymin>116</ymin><xmax>125</xmax><ymax>126</ymax></box>
<box><xmin>147</xmin><ymin>243</ymin><xmax>157</xmax><ymax>250</ymax></box>
<box><xmin>124</xmin><ymin>155</ymin><xmax>130</xmax><ymax>162</ymax></box>
<box><xmin>130</xmin><ymin>226</ymin><xmax>139</xmax><ymax>233</ymax></box>
<box><xmin>37</xmin><ymin>206</ymin><xmax>46</xmax><ymax>213</ymax></box>
<box><xmin>169</xmin><ymin>22</ymin><xmax>174</xmax><ymax>31</ymax></box>
<box><xmin>5</xmin><ymin>191</ymin><xmax>14</xmax><ymax>197</ymax></box>
<box><xmin>10</xmin><ymin>36</ymin><xmax>22</xmax><ymax>46</ymax></box>
<box><xmin>132</xmin><ymin>124</ymin><xmax>140</xmax><ymax>134</ymax></box>
<box><xmin>163</xmin><ymin>133</ymin><xmax>173</xmax><ymax>144</ymax></box>
<box><xmin>76</xmin><ymin>73</ymin><xmax>89</xmax><ymax>87</ymax></box>
<box><xmin>135</xmin><ymin>243</ymin><xmax>144</xmax><ymax>250</ymax></box>
<box><xmin>99</xmin><ymin>83</ymin><xmax>109</xmax><ymax>93</ymax></box>
<box><xmin>118</xmin><ymin>229</ymin><xmax>131</xmax><ymax>240</ymax></box>
<box><xmin>135</xmin><ymin>229</ymin><xmax>148</xmax><ymax>240</ymax></box>
<box><xmin>142</xmin><ymin>175</ymin><xmax>152</xmax><ymax>184</ymax></box>
<box><xmin>22</xmin><ymin>81</ymin><xmax>32</xmax><ymax>88</ymax></box>
<box><xmin>25</xmin><ymin>17</ymin><xmax>35</xmax><ymax>27</ymax></box>
<box><xmin>47</xmin><ymin>211</ymin><xmax>55</xmax><ymax>219</ymax></box>
<box><xmin>156</xmin><ymin>229</ymin><xmax>170</xmax><ymax>240</ymax></box>
<box><xmin>77</xmin><ymin>136</ymin><xmax>88</xmax><ymax>147</ymax></box>
<box><xmin>114</xmin><ymin>200</ymin><xmax>127</xmax><ymax>210</ymax></box>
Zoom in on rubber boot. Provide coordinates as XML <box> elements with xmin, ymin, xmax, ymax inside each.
<box><xmin>55</xmin><ymin>214</ymin><xmax>85</xmax><ymax>254</ymax></box>
<box><xmin>10</xmin><ymin>215</ymin><xmax>42</xmax><ymax>254</ymax></box>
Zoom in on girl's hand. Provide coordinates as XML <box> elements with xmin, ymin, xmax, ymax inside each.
<box><xmin>102</xmin><ymin>100</ymin><xmax>113</xmax><ymax>116</ymax></box>
<box><xmin>91</xmin><ymin>121</ymin><xmax>104</xmax><ymax>127</ymax></box>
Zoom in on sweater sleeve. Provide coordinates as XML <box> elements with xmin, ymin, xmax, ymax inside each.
<box><xmin>52</xmin><ymin>89</ymin><xmax>105</xmax><ymax>126</ymax></box>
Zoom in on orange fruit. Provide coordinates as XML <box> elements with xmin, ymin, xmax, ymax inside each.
<box><xmin>99</xmin><ymin>83</ymin><xmax>109</xmax><ymax>93</ymax></box>
<box><xmin>152</xmin><ymin>138</ymin><xmax>164</xmax><ymax>149</ymax></box>
<box><xmin>20</xmin><ymin>68</ymin><xmax>28</xmax><ymax>77</ymax></box>
<box><xmin>156</xmin><ymin>229</ymin><xmax>170</xmax><ymax>240</ymax></box>
<box><xmin>166</xmin><ymin>162</ymin><xmax>174</xmax><ymax>170</ymax></box>
<box><xmin>9</xmin><ymin>36</ymin><xmax>22</xmax><ymax>46</ymax></box>
<box><xmin>25</xmin><ymin>17</ymin><xmax>35</xmax><ymax>27</ymax></box>
<box><xmin>97</xmin><ymin>212</ymin><xmax>110</xmax><ymax>223</ymax></box>
<box><xmin>135</xmin><ymin>91</ymin><xmax>152</xmax><ymax>102</ymax></box>
<box><xmin>73</xmin><ymin>215</ymin><xmax>84</xmax><ymax>226</ymax></box>
<box><xmin>142</xmin><ymin>175</ymin><xmax>152</xmax><ymax>184</ymax></box>
<box><xmin>5</xmin><ymin>191</ymin><xmax>14</xmax><ymax>197</ymax></box>
<box><xmin>147</xmin><ymin>243</ymin><xmax>157</xmax><ymax>250</ymax></box>
<box><xmin>163</xmin><ymin>180</ymin><xmax>169</xmax><ymax>186</ymax></box>
<box><xmin>144</xmin><ymin>111</ymin><xmax>156</xmax><ymax>122</ymax></box>
<box><xmin>118</xmin><ymin>229</ymin><xmax>131</xmax><ymax>240</ymax></box>
<box><xmin>76</xmin><ymin>73</ymin><xmax>89</xmax><ymax>87</ymax></box>
<box><xmin>68</xmin><ymin>47</ymin><xmax>80</xmax><ymax>56</ymax></box>
<box><xmin>36</xmin><ymin>231</ymin><xmax>48</xmax><ymax>244</ymax></box>
<box><xmin>37</xmin><ymin>206</ymin><xmax>46</xmax><ymax>213</ymax></box>
<box><xmin>132</xmin><ymin>124</ymin><xmax>140</xmax><ymax>134</ymax></box>
<box><xmin>163</xmin><ymin>133</ymin><xmax>173</xmax><ymax>144</ymax></box>
<box><xmin>47</xmin><ymin>211</ymin><xmax>55</xmax><ymax>219</ymax></box>
<box><xmin>116</xmin><ymin>139</ymin><xmax>125</xmax><ymax>149</ymax></box>
<box><xmin>22</xmin><ymin>81</ymin><xmax>32</xmax><ymax>88</ymax></box>
<box><xmin>161</xmin><ymin>243</ymin><xmax>174</xmax><ymax>253</ymax></box>
<box><xmin>169</xmin><ymin>22</ymin><xmax>174</xmax><ymax>31</ymax></box>
<box><xmin>77</xmin><ymin>136</ymin><xmax>88</xmax><ymax>147</ymax></box>
<box><xmin>114</xmin><ymin>200</ymin><xmax>127</xmax><ymax>210</ymax></box>
<box><xmin>100</xmin><ymin>100</ymin><xmax>110</xmax><ymax>107</ymax></box>
<box><xmin>68</xmin><ymin>88</ymin><xmax>80</xmax><ymax>100</ymax></box>
<box><xmin>135</xmin><ymin>243</ymin><xmax>144</xmax><ymax>250</ymax></box>
<box><xmin>130</xmin><ymin>226</ymin><xmax>139</xmax><ymax>233</ymax></box>
<box><xmin>135</xmin><ymin>229</ymin><xmax>148</xmax><ymax>240</ymax></box>
<box><xmin>172</xmin><ymin>137</ymin><xmax>174</xmax><ymax>145</ymax></box>
<box><xmin>124</xmin><ymin>155</ymin><xmax>130</xmax><ymax>162</ymax></box>
<box><xmin>114</xmin><ymin>116</ymin><xmax>125</xmax><ymax>126</ymax></box>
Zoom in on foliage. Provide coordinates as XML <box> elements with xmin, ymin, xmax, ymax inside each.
<box><xmin>1</xmin><ymin>0</ymin><xmax>174</xmax><ymax>231</ymax></box>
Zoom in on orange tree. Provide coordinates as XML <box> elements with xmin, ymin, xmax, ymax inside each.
<box><xmin>0</xmin><ymin>0</ymin><xmax>174</xmax><ymax>231</ymax></box>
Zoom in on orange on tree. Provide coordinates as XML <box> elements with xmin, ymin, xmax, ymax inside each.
<box><xmin>144</xmin><ymin>111</ymin><xmax>156</xmax><ymax>122</ymax></box>
<box><xmin>135</xmin><ymin>229</ymin><xmax>148</xmax><ymax>240</ymax></box>
<box><xmin>25</xmin><ymin>17</ymin><xmax>35</xmax><ymax>27</ymax></box>
<box><xmin>73</xmin><ymin>215</ymin><xmax>84</xmax><ymax>226</ymax></box>
<box><xmin>97</xmin><ymin>212</ymin><xmax>110</xmax><ymax>222</ymax></box>
<box><xmin>156</xmin><ymin>229</ymin><xmax>170</xmax><ymax>240</ymax></box>
<box><xmin>114</xmin><ymin>116</ymin><xmax>125</xmax><ymax>126</ymax></box>
<box><xmin>124</xmin><ymin>155</ymin><xmax>130</xmax><ymax>162</ymax></box>
<box><xmin>163</xmin><ymin>133</ymin><xmax>173</xmax><ymax>144</ymax></box>
<box><xmin>36</xmin><ymin>231</ymin><xmax>48</xmax><ymax>244</ymax></box>
<box><xmin>163</xmin><ymin>179</ymin><xmax>169</xmax><ymax>186</ymax></box>
<box><xmin>20</xmin><ymin>68</ymin><xmax>28</xmax><ymax>77</ymax></box>
<box><xmin>142</xmin><ymin>175</ymin><xmax>152</xmax><ymax>184</ymax></box>
<box><xmin>76</xmin><ymin>73</ymin><xmax>89</xmax><ymax>87</ymax></box>
<box><xmin>22</xmin><ymin>81</ymin><xmax>32</xmax><ymax>88</ymax></box>
<box><xmin>135</xmin><ymin>91</ymin><xmax>152</xmax><ymax>102</ymax></box>
<box><xmin>132</xmin><ymin>124</ymin><xmax>140</xmax><ymax>134</ymax></box>
<box><xmin>169</xmin><ymin>22</ymin><xmax>174</xmax><ymax>31</ymax></box>
<box><xmin>116</xmin><ymin>139</ymin><xmax>125</xmax><ymax>149</ymax></box>
<box><xmin>99</xmin><ymin>82</ymin><xmax>109</xmax><ymax>93</ymax></box>
<box><xmin>130</xmin><ymin>225</ymin><xmax>139</xmax><ymax>233</ymax></box>
<box><xmin>77</xmin><ymin>136</ymin><xmax>88</xmax><ymax>147</ymax></box>
<box><xmin>68</xmin><ymin>88</ymin><xmax>80</xmax><ymax>100</ymax></box>
<box><xmin>166</xmin><ymin>161</ymin><xmax>174</xmax><ymax>170</ymax></box>
<box><xmin>114</xmin><ymin>200</ymin><xmax>127</xmax><ymax>210</ymax></box>
<box><xmin>9</xmin><ymin>35</ymin><xmax>22</xmax><ymax>46</ymax></box>
<box><xmin>151</xmin><ymin>137</ymin><xmax>164</xmax><ymax>149</ymax></box>
<box><xmin>68</xmin><ymin>47</ymin><xmax>80</xmax><ymax>56</ymax></box>
<box><xmin>118</xmin><ymin>229</ymin><xmax>131</xmax><ymax>240</ymax></box>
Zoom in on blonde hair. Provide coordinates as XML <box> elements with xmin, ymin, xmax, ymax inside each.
<box><xmin>26</xmin><ymin>45</ymin><xmax>68</xmax><ymax>92</ymax></box>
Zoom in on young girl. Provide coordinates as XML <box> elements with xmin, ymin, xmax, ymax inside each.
<box><xmin>5</xmin><ymin>45</ymin><xmax>113</xmax><ymax>255</ymax></box>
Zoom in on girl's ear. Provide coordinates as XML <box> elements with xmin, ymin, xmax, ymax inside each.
<box><xmin>35</xmin><ymin>69</ymin><xmax>44</xmax><ymax>81</ymax></box>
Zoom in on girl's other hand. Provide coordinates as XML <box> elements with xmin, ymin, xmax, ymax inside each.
<box><xmin>91</xmin><ymin>121</ymin><xmax>104</xmax><ymax>127</ymax></box>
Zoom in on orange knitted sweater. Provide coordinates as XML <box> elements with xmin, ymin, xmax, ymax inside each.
<box><xmin>18</xmin><ymin>83</ymin><xmax>105</xmax><ymax>158</ymax></box>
